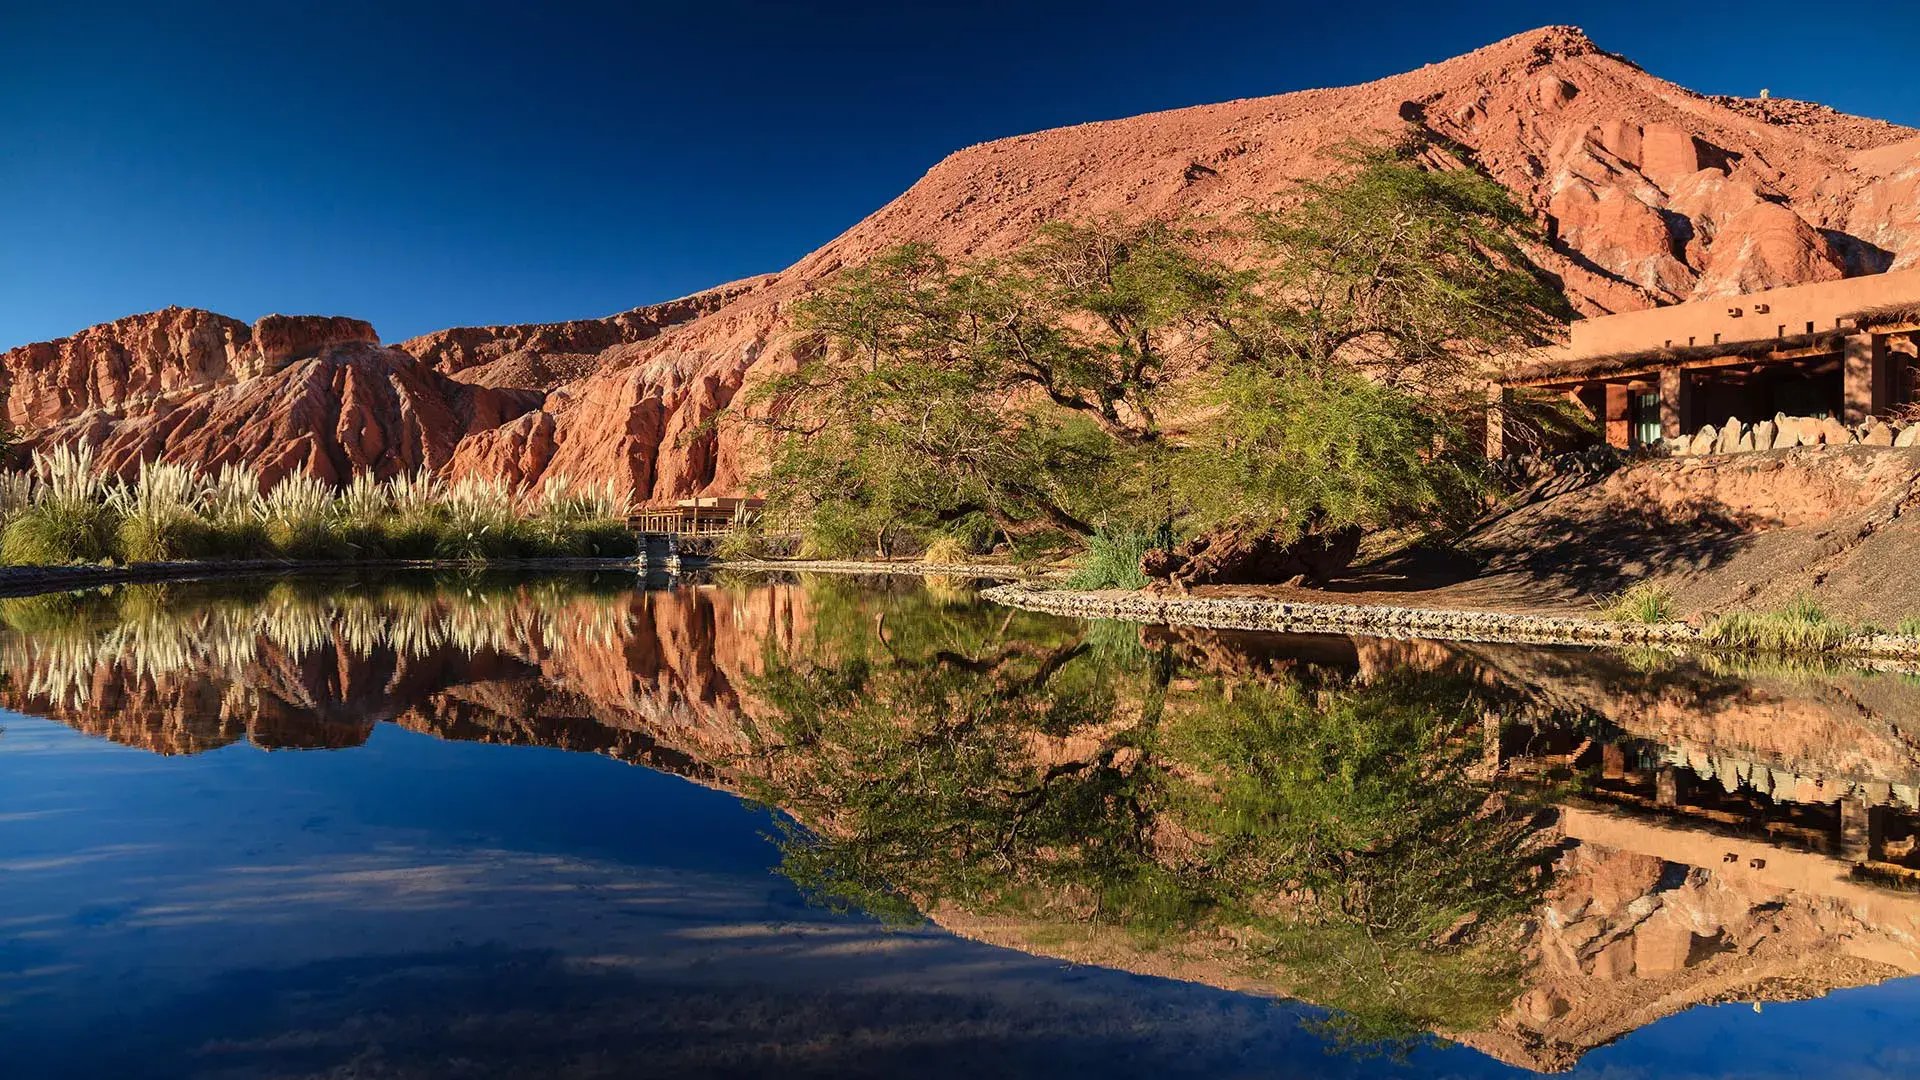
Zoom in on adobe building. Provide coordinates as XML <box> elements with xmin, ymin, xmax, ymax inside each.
<box><xmin>1488</xmin><ymin>269</ymin><xmax>1920</xmax><ymax>456</ymax></box>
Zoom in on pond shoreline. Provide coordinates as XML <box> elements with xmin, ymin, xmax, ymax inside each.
<box><xmin>705</xmin><ymin>560</ymin><xmax>1920</xmax><ymax>660</ymax></box>
<box><xmin>718</xmin><ymin>558</ymin><xmax>1040</xmax><ymax>579</ymax></box>
<box><xmin>0</xmin><ymin>556</ymin><xmax>649</xmax><ymax>599</ymax></box>
<box><xmin>977</xmin><ymin>582</ymin><xmax>1920</xmax><ymax>663</ymax></box>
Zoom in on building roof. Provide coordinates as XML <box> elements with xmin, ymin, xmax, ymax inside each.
<box><xmin>1501</xmin><ymin>269</ymin><xmax>1920</xmax><ymax>388</ymax></box>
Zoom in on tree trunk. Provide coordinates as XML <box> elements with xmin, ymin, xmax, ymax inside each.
<box><xmin>1142</xmin><ymin>521</ymin><xmax>1362</xmax><ymax>588</ymax></box>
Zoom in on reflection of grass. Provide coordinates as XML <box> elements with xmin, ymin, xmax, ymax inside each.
<box><xmin>0</xmin><ymin>573</ymin><xmax>642</xmax><ymax>709</ymax></box>
<box><xmin>0</xmin><ymin>591</ymin><xmax>89</xmax><ymax>634</ymax></box>
<box><xmin>918</xmin><ymin>575</ymin><xmax>972</xmax><ymax>607</ymax></box>
<box><xmin>1694</xmin><ymin>648</ymin><xmax>1864</xmax><ymax>681</ymax></box>
<box><xmin>1083</xmin><ymin>618</ymin><xmax>1149</xmax><ymax>669</ymax></box>
<box><xmin>1617</xmin><ymin>645</ymin><xmax>1680</xmax><ymax>675</ymax></box>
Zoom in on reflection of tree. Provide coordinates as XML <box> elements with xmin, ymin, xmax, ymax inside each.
<box><xmin>746</xmin><ymin>600</ymin><xmax>1558</xmax><ymax>1047</ymax></box>
<box><xmin>744</xmin><ymin>585</ymin><xmax>1178</xmax><ymax>928</ymax></box>
<box><xmin>1170</xmin><ymin>669</ymin><xmax>1558</xmax><ymax>1046</ymax></box>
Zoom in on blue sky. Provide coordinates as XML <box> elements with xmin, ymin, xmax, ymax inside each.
<box><xmin>5</xmin><ymin>1</ymin><xmax>1920</xmax><ymax>347</ymax></box>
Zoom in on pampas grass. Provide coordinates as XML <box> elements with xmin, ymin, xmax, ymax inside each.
<box><xmin>0</xmin><ymin>450</ymin><xmax>634</xmax><ymax>567</ymax></box>
<box><xmin>1</xmin><ymin>446</ymin><xmax>119</xmax><ymax>564</ymax></box>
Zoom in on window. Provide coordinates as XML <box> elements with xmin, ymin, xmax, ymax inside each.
<box><xmin>1632</xmin><ymin>390</ymin><xmax>1663</xmax><ymax>447</ymax></box>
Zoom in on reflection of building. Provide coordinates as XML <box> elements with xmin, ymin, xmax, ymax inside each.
<box><xmin>1488</xmin><ymin>269</ymin><xmax>1920</xmax><ymax>455</ymax></box>
<box><xmin>1473</xmin><ymin>719</ymin><xmax>1920</xmax><ymax>1072</ymax></box>
<box><xmin>1494</xmin><ymin>716</ymin><xmax>1920</xmax><ymax>884</ymax></box>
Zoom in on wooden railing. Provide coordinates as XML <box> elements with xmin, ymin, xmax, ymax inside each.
<box><xmin>628</xmin><ymin>505</ymin><xmax>797</xmax><ymax>538</ymax></box>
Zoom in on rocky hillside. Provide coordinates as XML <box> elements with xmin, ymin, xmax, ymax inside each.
<box><xmin>8</xmin><ymin>26</ymin><xmax>1920</xmax><ymax>499</ymax></box>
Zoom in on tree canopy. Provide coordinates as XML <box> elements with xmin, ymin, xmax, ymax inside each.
<box><xmin>748</xmin><ymin>134</ymin><xmax>1568</xmax><ymax>560</ymax></box>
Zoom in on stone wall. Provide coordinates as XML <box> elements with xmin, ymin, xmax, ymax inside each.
<box><xmin>1665</xmin><ymin>413</ymin><xmax>1920</xmax><ymax>456</ymax></box>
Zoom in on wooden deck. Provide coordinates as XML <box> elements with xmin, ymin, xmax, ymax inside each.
<box><xmin>628</xmin><ymin>499</ymin><xmax>794</xmax><ymax>539</ymax></box>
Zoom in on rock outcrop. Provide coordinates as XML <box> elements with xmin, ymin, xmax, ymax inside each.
<box><xmin>396</xmin><ymin>278</ymin><xmax>766</xmax><ymax>390</ymax></box>
<box><xmin>0</xmin><ymin>308</ymin><xmax>378</xmax><ymax>431</ymax></box>
<box><xmin>28</xmin><ymin>341</ymin><xmax>539</xmax><ymax>485</ymax></box>
<box><xmin>7</xmin><ymin>26</ymin><xmax>1920</xmax><ymax>499</ymax></box>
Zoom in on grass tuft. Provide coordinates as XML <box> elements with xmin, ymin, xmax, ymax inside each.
<box><xmin>1599</xmin><ymin>581</ymin><xmax>1674</xmax><ymax>624</ymax></box>
<box><xmin>1063</xmin><ymin>528</ymin><xmax>1155</xmax><ymax>591</ymax></box>
<box><xmin>1705</xmin><ymin>596</ymin><xmax>1856</xmax><ymax>653</ymax></box>
<box><xmin>921</xmin><ymin>534</ymin><xmax>972</xmax><ymax>565</ymax></box>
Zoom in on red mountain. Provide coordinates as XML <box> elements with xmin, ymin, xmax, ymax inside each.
<box><xmin>8</xmin><ymin>26</ymin><xmax>1918</xmax><ymax>498</ymax></box>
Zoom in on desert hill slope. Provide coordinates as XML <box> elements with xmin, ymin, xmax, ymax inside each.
<box><xmin>8</xmin><ymin>26</ymin><xmax>1920</xmax><ymax>501</ymax></box>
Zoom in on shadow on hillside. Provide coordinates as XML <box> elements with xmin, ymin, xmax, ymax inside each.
<box><xmin>1315</xmin><ymin>500</ymin><xmax>1755</xmax><ymax>604</ymax></box>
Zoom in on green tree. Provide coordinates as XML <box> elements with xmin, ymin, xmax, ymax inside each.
<box><xmin>753</xmin><ymin>224</ymin><xmax>1240</xmax><ymax>556</ymax></box>
<box><xmin>1173</xmin><ymin>138</ymin><xmax>1569</xmax><ymax>541</ymax></box>
<box><xmin>756</xmin><ymin>133</ymin><xmax>1569</xmax><ymax>563</ymax></box>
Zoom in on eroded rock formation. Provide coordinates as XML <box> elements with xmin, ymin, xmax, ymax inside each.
<box><xmin>27</xmin><ymin>342</ymin><xmax>541</xmax><ymax>485</ymax></box>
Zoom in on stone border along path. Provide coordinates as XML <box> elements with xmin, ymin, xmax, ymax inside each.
<box><xmin>978</xmin><ymin>582</ymin><xmax>1920</xmax><ymax>664</ymax></box>
<box><xmin>0</xmin><ymin>557</ymin><xmax>650</xmax><ymax>600</ymax></box>
<box><xmin>717</xmin><ymin>559</ymin><xmax>1040</xmax><ymax>579</ymax></box>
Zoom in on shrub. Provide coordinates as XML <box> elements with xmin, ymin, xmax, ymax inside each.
<box><xmin>1063</xmin><ymin>528</ymin><xmax>1154</xmax><ymax>591</ymax></box>
<box><xmin>336</xmin><ymin>474</ymin><xmax>390</xmax><ymax>523</ymax></box>
<box><xmin>567</xmin><ymin>519</ymin><xmax>636</xmax><ymax>557</ymax></box>
<box><xmin>384</xmin><ymin>470</ymin><xmax>446</xmax><ymax>517</ymax></box>
<box><xmin>260</xmin><ymin>474</ymin><xmax>341</xmax><ymax>558</ymax></box>
<box><xmin>1599</xmin><ymin>581</ymin><xmax>1674</xmax><ymax>624</ymax></box>
<box><xmin>201</xmin><ymin>518</ymin><xmax>274</xmax><ymax>558</ymax></box>
<box><xmin>1</xmin><ymin>503</ymin><xmax>119</xmax><ymax>564</ymax></box>
<box><xmin>535</xmin><ymin>475</ymin><xmax>625</xmax><ymax>522</ymax></box>
<box><xmin>109</xmin><ymin>460</ymin><xmax>207</xmax><ymax>562</ymax></box>
<box><xmin>1898</xmin><ymin>617</ymin><xmax>1920</xmax><ymax>638</ymax></box>
<box><xmin>204</xmin><ymin>463</ymin><xmax>264</xmax><ymax>526</ymax></box>
<box><xmin>376</xmin><ymin>514</ymin><xmax>444</xmax><ymax>559</ymax></box>
<box><xmin>716</xmin><ymin>528</ymin><xmax>773</xmax><ymax>560</ymax></box>
<box><xmin>0</xmin><ymin>471</ymin><xmax>32</xmax><ymax>528</ymax></box>
<box><xmin>434</xmin><ymin>520</ymin><xmax>528</xmax><ymax>561</ymax></box>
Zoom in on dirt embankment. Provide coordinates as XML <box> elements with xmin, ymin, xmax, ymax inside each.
<box><xmin>1155</xmin><ymin>445</ymin><xmax>1920</xmax><ymax>627</ymax></box>
<box><xmin>1461</xmin><ymin>446</ymin><xmax>1920</xmax><ymax>622</ymax></box>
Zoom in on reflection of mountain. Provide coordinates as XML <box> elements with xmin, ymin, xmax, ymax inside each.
<box><xmin>7</xmin><ymin>575</ymin><xmax>1920</xmax><ymax>1072</ymax></box>
<box><xmin>0</xmin><ymin>576</ymin><xmax>805</xmax><ymax>767</ymax></box>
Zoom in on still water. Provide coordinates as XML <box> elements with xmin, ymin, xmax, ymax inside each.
<box><xmin>3</xmin><ymin>570</ymin><xmax>1919</xmax><ymax>1079</ymax></box>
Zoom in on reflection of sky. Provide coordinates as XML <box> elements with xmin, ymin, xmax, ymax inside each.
<box><xmin>1</xmin><ymin>709</ymin><xmax>1918</xmax><ymax>1079</ymax></box>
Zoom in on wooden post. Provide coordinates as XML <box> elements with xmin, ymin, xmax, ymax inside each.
<box><xmin>1659</xmin><ymin>366</ymin><xmax>1691</xmax><ymax>441</ymax></box>
<box><xmin>1604</xmin><ymin>383</ymin><xmax>1632</xmax><ymax>449</ymax></box>
<box><xmin>1843</xmin><ymin>332</ymin><xmax>1890</xmax><ymax>424</ymax></box>
<box><xmin>1484</xmin><ymin>383</ymin><xmax>1510</xmax><ymax>459</ymax></box>
<box><xmin>1838</xmin><ymin>796</ymin><xmax>1885</xmax><ymax>863</ymax></box>
<box><xmin>1655</xmin><ymin>766</ymin><xmax>1682</xmax><ymax>807</ymax></box>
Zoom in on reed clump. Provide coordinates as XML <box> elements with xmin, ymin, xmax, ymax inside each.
<box><xmin>0</xmin><ymin>448</ymin><xmax>636</xmax><ymax>567</ymax></box>
<box><xmin>1704</xmin><ymin>596</ymin><xmax>1857</xmax><ymax>653</ymax></box>
<box><xmin>1598</xmin><ymin>581</ymin><xmax>1675</xmax><ymax>624</ymax></box>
